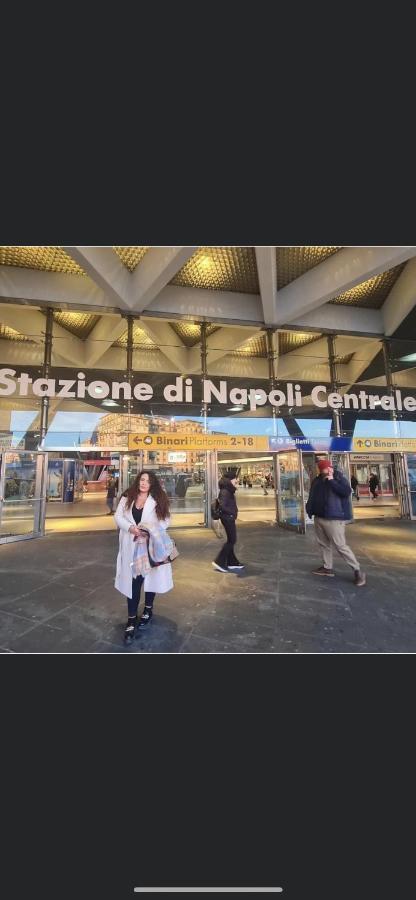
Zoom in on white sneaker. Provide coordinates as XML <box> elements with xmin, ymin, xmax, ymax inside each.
<box><xmin>228</xmin><ymin>564</ymin><xmax>245</xmax><ymax>570</ymax></box>
<box><xmin>212</xmin><ymin>561</ymin><xmax>228</xmax><ymax>573</ymax></box>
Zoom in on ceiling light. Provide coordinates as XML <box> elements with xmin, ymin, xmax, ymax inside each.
<box><xmin>102</xmin><ymin>399</ymin><xmax>119</xmax><ymax>407</ymax></box>
<box><xmin>228</xmin><ymin>406</ymin><xmax>244</xmax><ymax>412</ymax></box>
<box><xmin>399</xmin><ymin>353</ymin><xmax>416</xmax><ymax>362</ymax></box>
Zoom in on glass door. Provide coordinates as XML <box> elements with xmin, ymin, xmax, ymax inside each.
<box><xmin>405</xmin><ymin>454</ymin><xmax>416</xmax><ymax>520</ymax></box>
<box><xmin>277</xmin><ymin>450</ymin><xmax>305</xmax><ymax>533</ymax></box>
<box><xmin>395</xmin><ymin>453</ymin><xmax>411</xmax><ymax>519</ymax></box>
<box><xmin>119</xmin><ymin>450</ymin><xmax>207</xmax><ymax>527</ymax></box>
<box><xmin>0</xmin><ymin>451</ymin><xmax>47</xmax><ymax>543</ymax></box>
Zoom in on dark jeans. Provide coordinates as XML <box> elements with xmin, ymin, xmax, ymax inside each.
<box><xmin>215</xmin><ymin>517</ymin><xmax>240</xmax><ymax>568</ymax></box>
<box><xmin>127</xmin><ymin>576</ymin><xmax>155</xmax><ymax>618</ymax></box>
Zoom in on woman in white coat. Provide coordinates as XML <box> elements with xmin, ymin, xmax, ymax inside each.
<box><xmin>114</xmin><ymin>470</ymin><xmax>173</xmax><ymax>644</ymax></box>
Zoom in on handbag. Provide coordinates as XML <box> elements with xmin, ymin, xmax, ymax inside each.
<box><xmin>211</xmin><ymin>497</ymin><xmax>221</xmax><ymax>520</ymax></box>
<box><xmin>147</xmin><ymin>535</ymin><xmax>179</xmax><ymax>567</ymax></box>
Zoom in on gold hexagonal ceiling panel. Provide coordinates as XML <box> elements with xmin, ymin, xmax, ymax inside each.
<box><xmin>113</xmin><ymin>247</ymin><xmax>149</xmax><ymax>271</ymax></box>
<box><xmin>278</xmin><ymin>331</ymin><xmax>322</xmax><ymax>355</ymax></box>
<box><xmin>0</xmin><ymin>246</ymin><xmax>85</xmax><ymax>275</ymax></box>
<box><xmin>171</xmin><ymin>247</ymin><xmax>259</xmax><ymax>294</ymax></box>
<box><xmin>0</xmin><ymin>323</ymin><xmax>34</xmax><ymax>343</ymax></box>
<box><xmin>51</xmin><ymin>311</ymin><xmax>101</xmax><ymax>339</ymax></box>
<box><xmin>229</xmin><ymin>331</ymin><xmax>322</xmax><ymax>358</ymax></box>
<box><xmin>276</xmin><ymin>247</ymin><xmax>342</xmax><ymax>290</ymax></box>
<box><xmin>230</xmin><ymin>334</ymin><xmax>267</xmax><ymax>357</ymax></box>
<box><xmin>114</xmin><ymin>323</ymin><xmax>158</xmax><ymax>349</ymax></box>
<box><xmin>169</xmin><ymin>322</ymin><xmax>220</xmax><ymax>347</ymax></box>
<box><xmin>329</xmin><ymin>263</ymin><xmax>405</xmax><ymax>309</ymax></box>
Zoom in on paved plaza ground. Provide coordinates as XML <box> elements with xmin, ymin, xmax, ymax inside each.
<box><xmin>0</xmin><ymin>518</ymin><xmax>415</xmax><ymax>653</ymax></box>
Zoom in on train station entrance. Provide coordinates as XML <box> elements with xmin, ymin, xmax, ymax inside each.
<box><xmin>1</xmin><ymin>445</ymin><xmax>416</xmax><ymax>544</ymax></box>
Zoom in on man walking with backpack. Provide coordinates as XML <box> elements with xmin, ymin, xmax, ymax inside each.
<box><xmin>306</xmin><ymin>459</ymin><xmax>366</xmax><ymax>586</ymax></box>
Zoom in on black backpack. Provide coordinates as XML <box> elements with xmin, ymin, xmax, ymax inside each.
<box><xmin>211</xmin><ymin>497</ymin><xmax>221</xmax><ymax>520</ymax></box>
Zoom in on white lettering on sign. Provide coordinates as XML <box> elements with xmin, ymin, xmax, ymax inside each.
<box><xmin>0</xmin><ymin>369</ymin><xmax>415</xmax><ymax>415</ymax></box>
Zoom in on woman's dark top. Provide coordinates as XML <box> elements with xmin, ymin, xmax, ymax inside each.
<box><xmin>132</xmin><ymin>505</ymin><xmax>143</xmax><ymax>525</ymax></box>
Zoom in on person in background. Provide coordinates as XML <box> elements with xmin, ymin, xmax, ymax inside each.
<box><xmin>106</xmin><ymin>474</ymin><xmax>117</xmax><ymax>515</ymax></box>
<box><xmin>212</xmin><ymin>468</ymin><xmax>244</xmax><ymax>573</ymax></box>
<box><xmin>114</xmin><ymin>471</ymin><xmax>173</xmax><ymax>643</ymax></box>
<box><xmin>306</xmin><ymin>459</ymin><xmax>366</xmax><ymax>587</ymax></box>
<box><xmin>242</xmin><ymin>475</ymin><xmax>247</xmax><ymax>488</ymax></box>
<box><xmin>369</xmin><ymin>472</ymin><xmax>379</xmax><ymax>500</ymax></box>
<box><xmin>350</xmin><ymin>474</ymin><xmax>360</xmax><ymax>501</ymax></box>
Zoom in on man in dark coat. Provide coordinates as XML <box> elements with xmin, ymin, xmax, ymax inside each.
<box><xmin>306</xmin><ymin>460</ymin><xmax>366</xmax><ymax>586</ymax></box>
<box><xmin>212</xmin><ymin>468</ymin><xmax>244</xmax><ymax>573</ymax></box>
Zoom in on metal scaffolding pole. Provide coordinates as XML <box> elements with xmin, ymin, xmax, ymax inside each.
<box><xmin>266</xmin><ymin>328</ymin><xmax>279</xmax><ymax>426</ymax></box>
<box><xmin>39</xmin><ymin>307</ymin><xmax>54</xmax><ymax>447</ymax></box>
<box><xmin>266</xmin><ymin>328</ymin><xmax>279</xmax><ymax>522</ymax></box>
<box><xmin>200</xmin><ymin>322</ymin><xmax>209</xmax><ymax>434</ymax></box>
<box><xmin>327</xmin><ymin>334</ymin><xmax>342</xmax><ymax>437</ymax></box>
<box><xmin>382</xmin><ymin>338</ymin><xmax>399</xmax><ymax>435</ymax></box>
<box><xmin>126</xmin><ymin>315</ymin><xmax>134</xmax><ymax>437</ymax></box>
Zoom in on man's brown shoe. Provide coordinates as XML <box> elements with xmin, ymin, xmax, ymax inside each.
<box><xmin>312</xmin><ymin>566</ymin><xmax>335</xmax><ymax>577</ymax></box>
<box><xmin>354</xmin><ymin>570</ymin><xmax>366</xmax><ymax>587</ymax></box>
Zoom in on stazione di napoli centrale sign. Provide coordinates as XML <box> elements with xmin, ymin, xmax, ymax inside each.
<box><xmin>1</xmin><ymin>370</ymin><xmax>416</xmax><ymax>414</ymax></box>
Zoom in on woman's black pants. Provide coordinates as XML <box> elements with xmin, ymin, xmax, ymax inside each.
<box><xmin>215</xmin><ymin>517</ymin><xmax>239</xmax><ymax>568</ymax></box>
<box><xmin>127</xmin><ymin>576</ymin><xmax>155</xmax><ymax>618</ymax></box>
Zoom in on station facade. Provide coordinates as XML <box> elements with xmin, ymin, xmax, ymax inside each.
<box><xmin>1</xmin><ymin>245</ymin><xmax>416</xmax><ymax>542</ymax></box>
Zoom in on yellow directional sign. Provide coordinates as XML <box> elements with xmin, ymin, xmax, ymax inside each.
<box><xmin>353</xmin><ymin>437</ymin><xmax>416</xmax><ymax>453</ymax></box>
<box><xmin>128</xmin><ymin>432</ymin><xmax>269</xmax><ymax>452</ymax></box>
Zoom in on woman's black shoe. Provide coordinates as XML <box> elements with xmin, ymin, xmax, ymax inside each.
<box><xmin>124</xmin><ymin>617</ymin><xmax>138</xmax><ymax>644</ymax></box>
<box><xmin>138</xmin><ymin>607</ymin><xmax>153</xmax><ymax>628</ymax></box>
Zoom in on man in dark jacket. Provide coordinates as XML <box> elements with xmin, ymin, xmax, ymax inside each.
<box><xmin>369</xmin><ymin>472</ymin><xmax>379</xmax><ymax>500</ymax></box>
<box><xmin>212</xmin><ymin>468</ymin><xmax>244</xmax><ymax>573</ymax></box>
<box><xmin>306</xmin><ymin>460</ymin><xmax>366</xmax><ymax>586</ymax></box>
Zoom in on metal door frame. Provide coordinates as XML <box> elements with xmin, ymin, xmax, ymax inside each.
<box><xmin>404</xmin><ymin>453</ymin><xmax>416</xmax><ymax>521</ymax></box>
<box><xmin>396</xmin><ymin>452</ymin><xmax>412</xmax><ymax>519</ymax></box>
<box><xmin>0</xmin><ymin>450</ymin><xmax>48</xmax><ymax>544</ymax></box>
<box><xmin>206</xmin><ymin>450</ymin><xmax>218</xmax><ymax>529</ymax></box>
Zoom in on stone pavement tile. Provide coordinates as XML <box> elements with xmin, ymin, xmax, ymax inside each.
<box><xmin>122</xmin><ymin>626</ymin><xmax>191</xmax><ymax>654</ymax></box>
<box><xmin>0</xmin><ymin>609</ymin><xmax>40</xmax><ymax>647</ymax></box>
<box><xmin>0</xmin><ymin>583</ymin><xmax>92</xmax><ymax>623</ymax></box>
<box><xmin>89</xmin><ymin>640</ymin><xmax>128</xmax><ymax>654</ymax></box>
<box><xmin>59</xmin><ymin>564</ymin><xmax>116</xmax><ymax>591</ymax></box>
<box><xmin>191</xmin><ymin>612</ymin><xmax>278</xmax><ymax>652</ymax></box>
<box><xmin>275</xmin><ymin>606</ymin><xmax>367</xmax><ymax>648</ymax></box>
<box><xmin>211</xmin><ymin>598</ymin><xmax>279</xmax><ymax>629</ymax></box>
<box><xmin>8</xmin><ymin>622</ymin><xmax>97</xmax><ymax>653</ymax></box>
<box><xmin>44</xmin><ymin>607</ymin><xmax>115</xmax><ymax>643</ymax></box>
<box><xmin>278</xmin><ymin>592</ymin><xmax>351</xmax><ymax>615</ymax></box>
<box><xmin>270</xmin><ymin>630</ymin><xmax>368</xmax><ymax>653</ymax></box>
<box><xmin>359</xmin><ymin>622</ymin><xmax>416</xmax><ymax>653</ymax></box>
<box><xmin>0</xmin><ymin>571</ymin><xmax>63</xmax><ymax>604</ymax></box>
<box><xmin>179</xmin><ymin>633</ymin><xmax>244</xmax><ymax>653</ymax></box>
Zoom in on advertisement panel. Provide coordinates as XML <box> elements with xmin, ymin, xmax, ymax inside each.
<box><xmin>63</xmin><ymin>460</ymin><xmax>75</xmax><ymax>502</ymax></box>
<box><xmin>47</xmin><ymin>460</ymin><xmax>63</xmax><ymax>500</ymax></box>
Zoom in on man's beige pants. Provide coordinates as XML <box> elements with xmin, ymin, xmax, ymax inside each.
<box><xmin>314</xmin><ymin>517</ymin><xmax>359</xmax><ymax>571</ymax></box>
